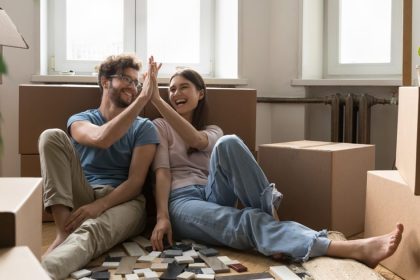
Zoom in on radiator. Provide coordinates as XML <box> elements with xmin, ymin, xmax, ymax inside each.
<box><xmin>257</xmin><ymin>94</ymin><xmax>397</xmax><ymax>144</ymax></box>
<box><xmin>328</xmin><ymin>93</ymin><xmax>396</xmax><ymax>144</ymax></box>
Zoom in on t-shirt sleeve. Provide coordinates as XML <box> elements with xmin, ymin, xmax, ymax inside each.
<box><xmin>152</xmin><ymin>118</ymin><xmax>170</xmax><ymax>171</ymax></box>
<box><xmin>202</xmin><ymin>125</ymin><xmax>223</xmax><ymax>152</ymax></box>
<box><xmin>134</xmin><ymin>118</ymin><xmax>160</xmax><ymax>147</ymax></box>
<box><xmin>67</xmin><ymin>112</ymin><xmax>90</xmax><ymax>132</ymax></box>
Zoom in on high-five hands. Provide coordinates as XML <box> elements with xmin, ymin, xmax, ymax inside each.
<box><xmin>140</xmin><ymin>56</ymin><xmax>162</xmax><ymax>102</ymax></box>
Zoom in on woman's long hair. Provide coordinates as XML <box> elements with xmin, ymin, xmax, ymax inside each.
<box><xmin>169</xmin><ymin>69</ymin><xmax>208</xmax><ymax>130</ymax></box>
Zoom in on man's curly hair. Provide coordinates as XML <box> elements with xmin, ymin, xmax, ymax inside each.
<box><xmin>97</xmin><ymin>53</ymin><xmax>142</xmax><ymax>93</ymax></box>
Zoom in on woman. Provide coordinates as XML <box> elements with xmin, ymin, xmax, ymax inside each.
<box><xmin>148</xmin><ymin>66</ymin><xmax>403</xmax><ymax>268</ymax></box>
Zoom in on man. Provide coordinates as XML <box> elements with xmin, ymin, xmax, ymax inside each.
<box><xmin>39</xmin><ymin>54</ymin><xmax>160</xmax><ymax>279</ymax></box>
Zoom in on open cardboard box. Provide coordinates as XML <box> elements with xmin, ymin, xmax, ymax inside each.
<box><xmin>0</xmin><ymin>246</ymin><xmax>50</xmax><ymax>279</ymax></box>
<box><xmin>258</xmin><ymin>140</ymin><xmax>374</xmax><ymax>237</ymax></box>
<box><xmin>0</xmin><ymin>178</ymin><xmax>43</xmax><ymax>259</ymax></box>
<box><xmin>395</xmin><ymin>87</ymin><xmax>420</xmax><ymax>195</ymax></box>
<box><xmin>363</xmin><ymin>87</ymin><xmax>420</xmax><ymax>280</ymax></box>
<box><xmin>364</xmin><ymin>170</ymin><xmax>420</xmax><ymax>280</ymax></box>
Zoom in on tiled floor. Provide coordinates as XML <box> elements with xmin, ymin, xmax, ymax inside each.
<box><xmin>42</xmin><ymin>223</ymin><xmax>404</xmax><ymax>280</ymax></box>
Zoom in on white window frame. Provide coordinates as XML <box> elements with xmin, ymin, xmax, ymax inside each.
<box><xmin>326</xmin><ymin>0</ymin><xmax>403</xmax><ymax>77</ymax></box>
<box><xmin>54</xmin><ymin>0</ymin><xmax>135</xmax><ymax>73</ymax></box>
<box><xmin>53</xmin><ymin>0</ymin><xmax>214</xmax><ymax>76</ymax></box>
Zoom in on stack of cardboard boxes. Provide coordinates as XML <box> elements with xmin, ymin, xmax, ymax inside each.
<box><xmin>364</xmin><ymin>87</ymin><xmax>420</xmax><ymax>280</ymax></box>
<box><xmin>258</xmin><ymin>87</ymin><xmax>420</xmax><ymax>280</ymax></box>
<box><xmin>0</xmin><ymin>178</ymin><xmax>50</xmax><ymax>279</ymax></box>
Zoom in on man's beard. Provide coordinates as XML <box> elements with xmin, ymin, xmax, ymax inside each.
<box><xmin>109</xmin><ymin>86</ymin><xmax>132</xmax><ymax>108</ymax></box>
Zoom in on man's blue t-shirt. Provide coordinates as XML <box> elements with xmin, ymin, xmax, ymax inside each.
<box><xmin>67</xmin><ymin>109</ymin><xmax>159</xmax><ymax>188</ymax></box>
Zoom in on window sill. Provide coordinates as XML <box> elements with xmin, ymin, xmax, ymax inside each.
<box><xmin>291</xmin><ymin>78</ymin><xmax>403</xmax><ymax>86</ymax></box>
<box><xmin>31</xmin><ymin>75</ymin><xmax>248</xmax><ymax>87</ymax></box>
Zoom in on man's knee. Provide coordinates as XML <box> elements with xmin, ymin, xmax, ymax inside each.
<box><xmin>38</xmin><ymin>129</ymin><xmax>69</xmax><ymax>151</ymax></box>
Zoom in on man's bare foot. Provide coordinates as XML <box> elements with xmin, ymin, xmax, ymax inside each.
<box><xmin>358</xmin><ymin>223</ymin><xmax>404</xmax><ymax>268</ymax></box>
<box><xmin>42</xmin><ymin>233</ymin><xmax>69</xmax><ymax>259</ymax></box>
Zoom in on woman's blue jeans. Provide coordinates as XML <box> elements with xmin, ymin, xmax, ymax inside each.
<box><xmin>168</xmin><ymin>135</ymin><xmax>330</xmax><ymax>262</ymax></box>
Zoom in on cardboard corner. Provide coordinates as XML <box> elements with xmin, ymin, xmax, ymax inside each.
<box><xmin>395</xmin><ymin>87</ymin><xmax>420</xmax><ymax>195</ymax></box>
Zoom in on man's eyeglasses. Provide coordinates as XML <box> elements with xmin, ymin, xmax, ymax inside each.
<box><xmin>110</xmin><ymin>74</ymin><xmax>141</xmax><ymax>90</ymax></box>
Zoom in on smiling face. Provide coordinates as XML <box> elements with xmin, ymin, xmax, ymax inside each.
<box><xmin>108</xmin><ymin>67</ymin><xmax>139</xmax><ymax>108</ymax></box>
<box><xmin>169</xmin><ymin>75</ymin><xmax>204</xmax><ymax>122</ymax></box>
<box><xmin>97</xmin><ymin>54</ymin><xmax>142</xmax><ymax>109</ymax></box>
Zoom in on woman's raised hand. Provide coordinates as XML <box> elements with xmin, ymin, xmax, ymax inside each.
<box><xmin>149</xmin><ymin>56</ymin><xmax>163</xmax><ymax>103</ymax></box>
<box><xmin>139</xmin><ymin>56</ymin><xmax>162</xmax><ymax>102</ymax></box>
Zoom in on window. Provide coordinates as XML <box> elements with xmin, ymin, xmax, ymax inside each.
<box><xmin>51</xmin><ymin>0</ymin><xmax>213</xmax><ymax>76</ymax></box>
<box><xmin>326</xmin><ymin>0</ymin><xmax>403</xmax><ymax>77</ymax></box>
<box><xmin>138</xmin><ymin>0</ymin><xmax>213</xmax><ymax>76</ymax></box>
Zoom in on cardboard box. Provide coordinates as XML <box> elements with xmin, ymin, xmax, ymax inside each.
<box><xmin>395</xmin><ymin>86</ymin><xmax>420</xmax><ymax>195</ymax></box>
<box><xmin>258</xmin><ymin>140</ymin><xmax>374</xmax><ymax>237</ymax></box>
<box><xmin>19</xmin><ymin>85</ymin><xmax>256</xmax><ymax>155</ymax></box>
<box><xmin>0</xmin><ymin>178</ymin><xmax>43</xmax><ymax>259</ymax></box>
<box><xmin>364</xmin><ymin>170</ymin><xmax>420</xmax><ymax>280</ymax></box>
<box><xmin>0</xmin><ymin>246</ymin><xmax>50</xmax><ymax>279</ymax></box>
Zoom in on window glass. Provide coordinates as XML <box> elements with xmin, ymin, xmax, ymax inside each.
<box><xmin>50</xmin><ymin>0</ymin><xmax>225</xmax><ymax>76</ymax></box>
<box><xmin>339</xmin><ymin>0</ymin><xmax>392</xmax><ymax>64</ymax></box>
<box><xmin>147</xmin><ymin>0</ymin><xmax>200</xmax><ymax>63</ymax></box>
<box><xmin>66</xmin><ymin>0</ymin><xmax>124</xmax><ymax>61</ymax></box>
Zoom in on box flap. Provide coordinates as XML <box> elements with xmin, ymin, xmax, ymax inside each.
<box><xmin>0</xmin><ymin>178</ymin><xmax>42</xmax><ymax>212</ymax></box>
<box><xmin>306</xmin><ymin>143</ymin><xmax>374</xmax><ymax>152</ymax></box>
<box><xmin>395</xmin><ymin>86</ymin><xmax>420</xmax><ymax>195</ymax></box>
<box><xmin>0</xmin><ymin>247</ymin><xmax>50</xmax><ymax>279</ymax></box>
<box><xmin>260</xmin><ymin>140</ymin><xmax>333</xmax><ymax>149</ymax></box>
<box><xmin>368</xmin><ymin>170</ymin><xmax>407</xmax><ymax>185</ymax></box>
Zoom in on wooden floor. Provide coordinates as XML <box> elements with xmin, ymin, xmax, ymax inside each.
<box><xmin>42</xmin><ymin>222</ymin><xmax>403</xmax><ymax>280</ymax></box>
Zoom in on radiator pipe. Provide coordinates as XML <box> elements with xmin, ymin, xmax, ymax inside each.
<box><xmin>256</xmin><ymin>97</ymin><xmax>325</xmax><ymax>104</ymax></box>
<box><xmin>256</xmin><ymin>95</ymin><xmax>396</xmax><ymax>106</ymax></box>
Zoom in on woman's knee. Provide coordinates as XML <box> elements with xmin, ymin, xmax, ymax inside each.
<box><xmin>215</xmin><ymin>135</ymin><xmax>243</xmax><ymax>151</ymax></box>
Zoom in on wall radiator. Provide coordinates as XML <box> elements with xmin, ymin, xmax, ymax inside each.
<box><xmin>257</xmin><ymin>94</ymin><xmax>397</xmax><ymax>144</ymax></box>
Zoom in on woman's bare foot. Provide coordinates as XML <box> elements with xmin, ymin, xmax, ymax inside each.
<box><xmin>357</xmin><ymin>223</ymin><xmax>404</xmax><ymax>268</ymax></box>
<box><xmin>327</xmin><ymin>223</ymin><xmax>404</xmax><ymax>268</ymax></box>
<box><xmin>42</xmin><ymin>232</ymin><xmax>69</xmax><ymax>259</ymax></box>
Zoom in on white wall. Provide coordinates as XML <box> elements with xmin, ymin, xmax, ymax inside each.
<box><xmin>241</xmin><ymin>0</ymin><xmax>306</xmax><ymax>148</ymax></box>
<box><xmin>413</xmin><ymin>0</ymin><xmax>420</xmax><ymax>84</ymax></box>
<box><xmin>0</xmin><ymin>0</ymin><xmax>418</xmax><ymax>175</ymax></box>
<box><xmin>0</xmin><ymin>0</ymin><xmax>39</xmax><ymax>176</ymax></box>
